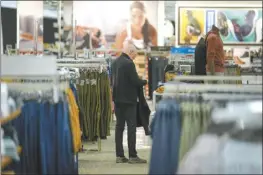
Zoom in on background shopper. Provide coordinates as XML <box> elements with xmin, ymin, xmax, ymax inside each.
<box><xmin>111</xmin><ymin>41</ymin><xmax>147</xmax><ymax>164</ymax></box>
<box><xmin>206</xmin><ymin>25</ymin><xmax>225</xmax><ymax>83</ymax></box>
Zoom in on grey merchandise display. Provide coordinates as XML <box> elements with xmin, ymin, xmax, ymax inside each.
<box><xmin>178</xmin><ymin>134</ymin><xmax>262</xmax><ymax>174</ymax></box>
<box><xmin>178</xmin><ymin>101</ymin><xmax>211</xmax><ymax>161</ymax></box>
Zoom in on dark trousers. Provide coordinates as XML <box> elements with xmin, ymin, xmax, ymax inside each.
<box><xmin>148</xmin><ymin>57</ymin><xmax>168</xmax><ymax>99</ymax></box>
<box><xmin>115</xmin><ymin>102</ymin><xmax>137</xmax><ymax>158</ymax></box>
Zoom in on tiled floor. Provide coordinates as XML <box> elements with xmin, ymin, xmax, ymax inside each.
<box><xmin>79</xmin><ymin>128</ymin><xmax>151</xmax><ymax>174</ymax></box>
<box><xmin>78</xmin><ymin>101</ymin><xmax>154</xmax><ymax>174</ymax></box>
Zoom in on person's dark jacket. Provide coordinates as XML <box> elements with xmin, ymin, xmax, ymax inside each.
<box><xmin>136</xmin><ymin>87</ymin><xmax>151</xmax><ymax>135</ymax></box>
<box><xmin>194</xmin><ymin>37</ymin><xmax>207</xmax><ymax>75</ymax></box>
<box><xmin>111</xmin><ymin>53</ymin><xmax>147</xmax><ymax>104</ymax></box>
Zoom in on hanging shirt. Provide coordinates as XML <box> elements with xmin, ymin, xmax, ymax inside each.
<box><xmin>66</xmin><ymin>88</ymin><xmax>82</xmax><ymax>153</ymax></box>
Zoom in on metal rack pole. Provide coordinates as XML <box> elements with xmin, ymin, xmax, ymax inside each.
<box><xmin>34</xmin><ymin>20</ymin><xmax>39</xmax><ymax>54</ymax></box>
<box><xmin>0</xmin><ymin>6</ymin><xmax>3</xmax><ymax>55</ymax></box>
<box><xmin>0</xmin><ymin>6</ymin><xmax>2</xmax><ymax>174</ymax></box>
<box><xmin>57</xmin><ymin>1</ymin><xmax>62</xmax><ymax>59</ymax></box>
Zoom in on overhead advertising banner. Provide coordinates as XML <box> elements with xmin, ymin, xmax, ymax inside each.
<box><xmin>73</xmin><ymin>1</ymin><xmax>158</xmax><ymax>50</ymax></box>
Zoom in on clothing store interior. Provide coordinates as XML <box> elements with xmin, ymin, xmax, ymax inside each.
<box><xmin>0</xmin><ymin>0</ymin><xmax>262</xmax><ymax>174</ymax></box>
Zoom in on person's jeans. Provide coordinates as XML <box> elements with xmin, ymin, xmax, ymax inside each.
<box><xmin>115</xmin><ymin>103</ymin><xmax>137</xmax><ymax>158</ymax></box>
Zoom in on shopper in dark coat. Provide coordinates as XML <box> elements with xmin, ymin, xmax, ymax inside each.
<box><xmin>111</xmin><ymin>41</ymin><xmax>147</xmax><ymax>164</ymax></box>
<box><xmin>194</xmin><ymin>36</ymin><xmax>207</xmax><ymax>76</ymax></box>
<box><xmin>137</xmin><ymin>87</ymin><xmax>151</xmax><ymax>135</ymax></box>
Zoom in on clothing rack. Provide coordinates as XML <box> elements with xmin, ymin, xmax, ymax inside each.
<box><xmin>167</xmin><ymin>76</ymin><xmax>262</xmax><ymax>92</ymax></box>
<box><xmin>150</xmin><ymin>76</ymin><xmax>262</xmax><ymax>175</ymax></box>
<box><xmin>171</xmin><ymin>75</ymin><xmax>259</xmax><ymax>81</ymax></box>
<box><xmin>172</xmin><ymin>75</ymin><xmax>262</xmax><ymax>85</ymax></box>
<box><xmin>0</xmin><ymin>55</ymin><xmax>68</xmax><ymax>118</ymax></box>
<box><xmin>56</xmin><ymin>58</ymin><xmax>111</xmax><ymax>152</ymax></box>
<box><xmin>0</xmin><ymin>55</ymin><xmax>80</xmax><ymax>174</ymax></box>
<box><xmin>152</xmin><ymin>76</ymin><xmax>262</xmax><ymax>110</ymax></box>
<box><xmin>77</xmin><ymin>48</ymin><xmax>169</xmax><ymax>57</ymax></box>
<box><xmin>1</xmin><ymin>55</ymin><xmax>61</xmax><ymax>101</ymax></box>
<box><xmin>57</xmin><ymin>58</ymin><xmax>108</xmax><ymax>69</ymax></box>
<box><xmin>1</xmin><ymin>55</ymin><xmax>57</xmax><ymax>77</ymax></box>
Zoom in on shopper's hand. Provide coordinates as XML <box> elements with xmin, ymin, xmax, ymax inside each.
<box><xmin>142</xmin><ymin>80</ymin><xmax>147</xmax><ymax>86</ymax></box>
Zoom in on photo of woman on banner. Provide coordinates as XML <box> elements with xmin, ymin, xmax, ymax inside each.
<box><xmin>115</xmin><ymin>1</ymin><xmax>157</xmax><ymax>50</ymax></box>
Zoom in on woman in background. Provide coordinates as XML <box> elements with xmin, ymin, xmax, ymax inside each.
<box><xmin>115</xmin><ymin>1</ymin><xmax>157</xmax><ymax>49</ymax></box>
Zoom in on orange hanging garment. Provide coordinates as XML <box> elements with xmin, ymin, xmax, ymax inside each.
<box><xmin>65</xmin><ymin>88</ymin><xmax>82</xmax><ymax>153</ymax></box>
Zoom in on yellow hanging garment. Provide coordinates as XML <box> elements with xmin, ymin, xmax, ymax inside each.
<box><xmin>0</xmin><ymin>109</ymin><xmax>21</xmax><ymax>125</ymax></box>
<box><xmin>65</xmin><ymin>88</ymin><xmax>82</xmax><ymax>153</ymax></box>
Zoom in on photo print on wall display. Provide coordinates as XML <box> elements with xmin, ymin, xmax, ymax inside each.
<box><xmin>217</xmin><ymin>9</ymin><xmax>262</xmax><ymax>44</ymax></box>
<box><xmin>178</xmin><ymin>7</ymin><xmax>262</xmax><ymax>45</ymax></box>
<box><xmin>179</xmin><ymin>8</ymin><xmax>205</xmax><ymax>45</ymax></box>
